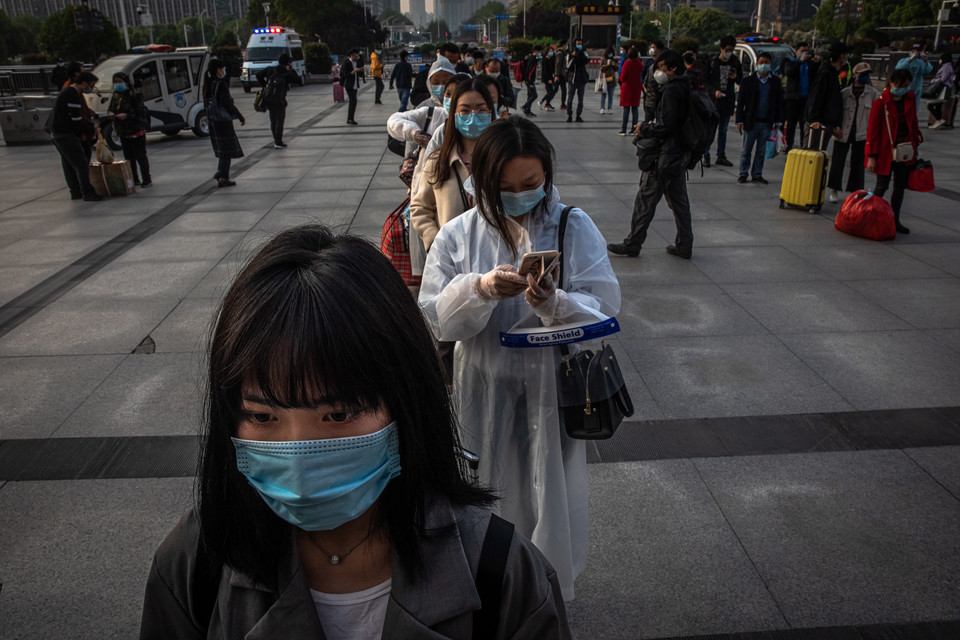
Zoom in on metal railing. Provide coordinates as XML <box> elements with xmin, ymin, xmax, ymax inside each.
<box><xmin>0</xmin><ymin>66</ymin><xmax>63</xmax><ymax>95</ymax></box>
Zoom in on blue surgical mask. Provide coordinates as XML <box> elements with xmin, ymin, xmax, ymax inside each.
<box><xmin>465</xmin><ymin>56</ymin><xmax>474</xmax><ymax>65</ymax></box>
<box><xmin>576</xmin><ymin>44</ymin><xmax>583</xmax><ymax>50</ymax></box>
<box><xmin>114</xmin><ymin>82</ymin><xmax>127</xmax><ymax>92</ymax></box>
<box><xmin>232</xmin><ymin>422</ymin><xmax>402</xmax><ymax>531</ymax></box>
<box><xmin>443</xmin><ymin>96</ymin><xmax>451</xmax><ymax>113</ymax></box>
<box><xmin>501</xmin><ymin>182</ymin><xmax>546</xmax><ymax>217</ymax></box>
<box><xmin>890</xmin><ymin>86</ymin><xmax>909</xmax><ymax>96</ymax></box>
<box><xmin>757</xmin><ymin>63</ymin><xmax>771</xmax><ymax>74</ymax></box>
<box><xmin>431</xmin><ymin>84</ymin><xmax>444</xmax><ymax>98</ymax></box>
<box><xmin>548</xmin><ymin>51</ymin><xmax>554</xmax><ymax>57</ymax></box>
<box><xmin>857</xmin><ymin>74</ymin><xmax>870</xmax><ymax>85</ymax></box>
<box><xmin>455</xmin><ymin>112</ymin><xmax>492</xmax><ymax>139</ymax></box>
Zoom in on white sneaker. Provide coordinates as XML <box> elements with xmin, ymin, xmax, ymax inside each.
<box><xmin>600</xmin><ymin>108</ymin><xmax>605</xmax><ymax>114</ymax></box>
<box><xmin>829</xmin><ymin>189</ymin><xmax>839</xmax><ymax>204</ymax></box>
<box><xmin>931</xmin><ymin>119</ymin><xmax>946</xmax><ymax>130</ymax></box>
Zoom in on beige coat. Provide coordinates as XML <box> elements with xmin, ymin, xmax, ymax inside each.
<box><xmin>410</xmin><ymin>147</ymin><xmax>471</xmax><ymax>252</ymax></box>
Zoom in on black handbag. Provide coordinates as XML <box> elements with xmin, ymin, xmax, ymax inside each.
<box><xmin>555</xmin><ymin>207</ymin><xmax>635</xmax><ymax>439</ymax></box>
<box><xmin>634</xmin><ymin>136</ymin><xmax>661</xmax><ymax>172</ymax></box>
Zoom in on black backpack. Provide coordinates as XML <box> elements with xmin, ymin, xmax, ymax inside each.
<box><xmin>262</xmin><ymin>71</ymin><xmax>284</xmax><ymax>105</ymax></box>
<box><xmin>680</xmin><ymin>87</ymin><xmax>719</xmax><ymax>171</ymax></box>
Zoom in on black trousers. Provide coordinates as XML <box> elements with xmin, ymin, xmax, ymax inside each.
<box><xmin>784</xmin><ymin>98</ymin><xmax>808</xmax><ymax>148</ymax></box>
<box><xmin>566</xmin><ymin>81</ymin><xmax>586</xmax><ymax>117</ymax></box>
<box><xmin>558</xmin><ymin>77</ymin><xmax>567</xmax><ymax>106</ymax></box>
<box><xmin>625</xmin><ymin>168</ymin><xmax>693</xmax><ymax>255</ymax></box>
<box><xmin>121</xmin><ymin>135</ymin><xmax>150</xmax><ymax>183</ymax></box>
<box><xmin>827</xmin><ymin>138</ymin><xmax>864</xmax><ymax>192</ymax></box>
<box><xmin>346</xmin><ymin>86</ymin><xmax>358</xmax><ymax>122</ymax></box>
<box><xmin>267</xmin><ymin>103</ymin><xmax>286</xmax><ymax>144</ymax></box>
<box><xmin>873</xmin><ymin>161</ymin><xmax>909</xmax><ymax>219</ymax></box>
<box><xmin>53</xmin><ymin>135</ymin><xmax>95</xmax><ymax>198</ymax></box>
<box><xmin>643</xmin><ymin>106</ymin><xmax>656</xmax><ymax>122</ymax></box>
<box><xmin>374</xmin><ymin>77</ymin><xmax>384</xmax><ymax>103</ymax></box>
<box><xmin>543</xmin><ymin>79</ymin><xmax>558</xmax><ymax>106</ymax></box>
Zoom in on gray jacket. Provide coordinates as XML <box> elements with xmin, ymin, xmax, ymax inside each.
<box><xmin>838</xmin><ymin>84</ymin><xmax>879</xmax><ymax>143</ymax></box>
<box><xmin>139</xmin><ymin>500</ymin><xmax>571</xmax><ymax>639</ymax></box>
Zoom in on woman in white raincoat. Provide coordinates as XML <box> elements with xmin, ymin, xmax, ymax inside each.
<box><xmin>419</xmin><ymin>117</ymin><xmax>621</xmax><ymax>601</ymax></box>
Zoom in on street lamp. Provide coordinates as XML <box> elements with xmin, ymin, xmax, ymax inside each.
<box><xmin>666</xmin><ymin>3</ymin><xmax>673</xmax><ymax>48</ymax></box>
<box><xmin>199</xmin><ymin>9</ymin><xmax>208</xmax><ymax>47</ymax></box>
<box><xmin>183</xmin><ymin>23</ymin><xmax>191</xmax><ymax>46</ymax></box>
<box><xmin>263</xmin><ymin>3</ymin><xmax>270</xmax><ymax>28</ymax></box>
<box><xmin>523</xmin><ymin>0</ymin><xmax>527</xmax><ymax>39</ymax></box>
<box><xmin>755</xmin><ymin>0</ymin><xmax>763</xmax><ymax>32</ymax></box>
<box><xmin>137</xmin><ymin>2</ymin><xmax>154</xmax><ymax>44</ymax></box>
<box><xmin>809</xmin><ymin>3</ymin><xmax>821</xmax><ymax>51</ymax></box>
<box><xmin>228</xmin><ymin>14</ymin><xmax>242</xmax><ymax>47</ymax></box>
<box><xmin>934</xmin><ymin>0</ymin><xmax>959</xmax><ymax>49</ymax></box>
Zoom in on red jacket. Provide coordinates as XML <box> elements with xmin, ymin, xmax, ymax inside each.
<box><xmin>864</xmin><ymin>89</ymin><xmax>922</xmax><ymax>176</ymax></box>
<box><xmin>619</xmin><ymin>58</ymin><xmax>644</xmax><ymax>107</ymax></box>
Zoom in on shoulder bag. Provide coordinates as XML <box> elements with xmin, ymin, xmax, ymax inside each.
<box><xmin>885</xmin><ymin>103</ymin><xmax>915</xmax><ymax>164</ymax></box>
<box><xmin>555</xmin><ymin>207</ymin><xmax>635</xmax><ymax>439</ymax></box>
<box><xmin>399</xmin><ymin>106</ymin><xmax>435</xmax><ymax>187</ymax></box>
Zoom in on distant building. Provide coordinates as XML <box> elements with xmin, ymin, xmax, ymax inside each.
<box><xmin>407</xmin><ymin>0</ymin><xmax>427</xmax><ymax>27</ymax></box>
<box><xmin>0</xmin><ymin>0</ymin><xmax>236</xmax><ymax>28</ymax></box>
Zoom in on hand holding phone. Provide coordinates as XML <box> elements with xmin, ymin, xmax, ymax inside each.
<box><xmin>517</xmin><ymin>250</ymin><xmax>560</xmax><ymax>285</ymax></box>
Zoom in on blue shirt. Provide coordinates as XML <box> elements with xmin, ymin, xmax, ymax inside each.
<box><xmin>757</xmin><ymin>74</ymin><xmax>772</xmax><ymax>120</ymax></box>
<box><xmin>799</xmin><ymin>61</ymin><xmax>810</xmax><ymax>97</ymax></box>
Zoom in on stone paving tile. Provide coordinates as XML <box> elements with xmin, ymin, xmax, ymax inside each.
<box><xmin>905</xmin><ymin>445</ymin><xmax>960</xmax><ymax>501</ymax></box>
<box><xmin>0</xmin><ymin>478</ymin><xmax>193</xmax><ymax>640</ymax></box>
<box><xmin>788</xmin><ymin>243</ymin><xmax>949</xmax><ymax>281</ymax></box>
<box><xmin>692</xmin><ymin>246</ymin><xmax>832</xmax><ymax>284</ymax></box>
<box><xmin>149</xmin><ymin>297</ymin><xmax>219</xmax><ymax>354</ymax></box>
<box><xmin>778</xmin><ymin>331</ymin><xmax>960</xmax><ymax>410</ymax></box>
<box><xmin>694</xmin><ymin>450</ymin><xmax>960</xmax><ymax>628</ymax></box>
<box><xmin>56</xmin><ymin>353</ymin><xmax>205</xmax><ymax>438</ymax></box>
<box><xmin>723</xmin><ymin>281</ymin><xmax>911</xmax><ymax>334</ymax></box>
<box><xmin>619</xmin><ymin>283</ymin><xmax>767</xmax><ymax>338</ymax></box>
<box><xmin>894</xmin><ymin>242</ymin><xmax>960</xmax><ymax>278</ymax></box>
<box><xmin>0</xmin><ymin>355</ymin><xmax>125</xmax><ymax>439</ymax></box>
<box><xmin>846</xmin><ymin>278</ymin><xmax>960</xmax><ymax>330</ymax></box>
<box><xmin>620</xmin><ymin>334</ymin><xmax>854</xmax><ymax>419</ymax></box>
<box><xmin>569</xmin><ymin>461</ymin><xmax>787</xmax><ymax>638</ymax></box>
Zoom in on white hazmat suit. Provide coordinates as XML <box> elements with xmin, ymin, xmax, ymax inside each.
<box><xmin>419</xmin><ymin>186</ymin><xmax>621</xmax><ymax>601</ymax></box>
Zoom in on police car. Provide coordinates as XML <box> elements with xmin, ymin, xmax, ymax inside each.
<box><xmin>735</xmin><ymin>35</ymin><xmax>796</xmax><ymax>76</ymax></box>
<box><xmin>88</xmin><ymin>46</ymin><xmax>211</xmax><ymax>149</ymax></box>
<box><xmin>240</xmin><ymin>27</ymin><xmax>305</xmax><ymax>93</ymax></box>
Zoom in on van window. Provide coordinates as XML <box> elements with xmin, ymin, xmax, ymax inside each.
<box><xmin>290</xmin><ymin>46</ymin><xmax>303</xmax><ymax>61</ymax></box>
<box><xmin>189</xmin><ymin>55</ymin><xmax>203</xmax><ymax>85</ymax></box>
<box><xmin>246</xmin><ymin>47</ymin><xmax>286</xmax><ymax>62</ymax></box>
<box><xmin>134</xmin><ymin>61</ymin><xmax>162</xmax><ymax>101</ymax></box>
<box><xmin>164</xmin><ymin>58</ymin><xmax>191</xmax><ymax>93</ymax></box>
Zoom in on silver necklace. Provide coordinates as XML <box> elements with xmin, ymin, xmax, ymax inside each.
<box><xmin>305</xmin><ymin>530</ymin><xmax>375</xmax><ymax>566</ymax></box>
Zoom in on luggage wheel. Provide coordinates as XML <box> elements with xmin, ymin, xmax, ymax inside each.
<box><xmin>779</xmin><ymin>200</ymin><xmax>785</xmax><ymax>209</ymax></box>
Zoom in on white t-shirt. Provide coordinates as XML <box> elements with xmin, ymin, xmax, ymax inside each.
<box><xmin>310</xmin><ymin>579</ymin><xmax>392</xmax><ymax>640</ymax></box>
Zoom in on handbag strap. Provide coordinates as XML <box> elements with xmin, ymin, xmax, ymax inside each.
<box><xmin>421</xmin><ymin>106</ymin><xmax>435</xmax><ymax>135</ymax></box>
<box><xmin>454</xmin><ymin>166</ymin><xmax>470</xmax><ymax>210</ymax></box>
<box><xmin>472</xmin><ymin>514</ymin><xmax>514</xmax><ymax>639</ymax></box>
<box><xmin>557</xmin><ymin>205</ymin><xmax>574</xmax><ymax>358</ymax></box>
<box><xmin>884</xmin><ymin>101</ymin><xmax>895</xmax><ymax>148</ymax></box>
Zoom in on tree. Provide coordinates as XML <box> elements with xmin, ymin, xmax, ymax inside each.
<box><xmin>424</xmin><ymin>19</ymin><xmax>451</xmax><ymax>41</ymax></box>
<box><xmin>37</xmin><ymin>6</ymin><xmax>124</xmax><ymax>62</ymax></box>
<box><xmin>304</xmin><ymin>41</ymin><xmax>333</xmax><ymax>73</ymax></box>
<box><xmin>507</xmin><ymin>4</ymin><xmax>566</xmax><ymax>40</ymax></box>
<box><xmin>466</xmin><ymin>1</ymin><xmax>507</xmax><ymax>27</ymax></box>
<box><xmin>379</xmin><ymin>8</ymin><xmax>412</xmax><ymax>26</ymax></box>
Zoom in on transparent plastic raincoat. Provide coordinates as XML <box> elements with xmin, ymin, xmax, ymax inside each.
<box><xmin>419</xmin><ymin>186</ymin><xmax>621</xmax><ymax>601</ymax></box>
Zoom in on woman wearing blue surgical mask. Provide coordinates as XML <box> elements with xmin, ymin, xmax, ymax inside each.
<box><xmin>420</xmin><ymin>117</ymin><xmax>621</xmax><ymax>603</ymax></box>
<box><xmin>139</xmin><ymin>225</ymin><xmax>571</xmax><ymax>639</ymax></box>
<box><xmin>107</xmin><ymin>72</ymin><xmax>152</xmax><ymax>187</ymax></box>
<box><xmin>865</xmin><ymin>68</ymin><xmax>922</xmax><ymax>234</ymax></box>
<box><xmin>387</xmin><ymin>61</ymin><xmax>454</xmax><ymax>162</ymax></box>
<box><xmin>826</xmin><ymin>62</ymin><xmax>879</xmax><ymax>203</ymax></box>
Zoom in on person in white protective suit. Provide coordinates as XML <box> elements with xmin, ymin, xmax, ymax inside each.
<box><xmin>419</xmin><ymin>117</ymin><xmax>621</xmax><ymax>601</ymax></box>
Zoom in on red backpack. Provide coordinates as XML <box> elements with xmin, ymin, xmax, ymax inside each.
<box><xmin>513</xmin><ymin>59</ymin><xmax>525</xmax><ymax>83</ymax></box>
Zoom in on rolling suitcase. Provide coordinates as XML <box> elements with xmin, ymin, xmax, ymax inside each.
<box><xmin>779</xmin><ymin>132</ymin><xmax>829</xmax><ymax>213</ymax></box>
<box><xmin>333</xmin><ymin>82</ymin><xmax>344</xmax><ymax>103</ymax></box>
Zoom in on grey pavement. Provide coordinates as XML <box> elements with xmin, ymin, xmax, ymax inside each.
<box><xmin>2</xmin><ymin>82</ymin><xmax>960</xmax><ymax>639</ymax></box>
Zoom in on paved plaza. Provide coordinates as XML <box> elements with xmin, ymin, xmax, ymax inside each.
<box><xmin>1</xmin><ymin>81</ymin><xmax>960</xmax><ymax>639</ymax></box>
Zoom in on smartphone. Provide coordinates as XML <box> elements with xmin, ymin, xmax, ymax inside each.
<box><xmin>518</xmin><ymin>250</ymin><xmax>561</xmax><ymax>285</ymax></box>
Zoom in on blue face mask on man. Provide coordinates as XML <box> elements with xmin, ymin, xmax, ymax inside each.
<box><xmin>501</xmin><ymin>182</ymin><xmax>546</xmax><ymax>217</ymax></box>
<box><xmin>756</xmin><ymin>63</ymin><xmax>771</xmax><ymax>75</ymax></box>
<box><xmin>856</xmin><ymin>74</ymin><xmax>870</xmax><ymax>85</ymax></box>
<box><xmin>430</xmin><ymin>84</ymin><xmax>444</xmax><ymax>98</ymax></box>
<box><xmin>455</xmin><ymin>112</ymin><xmax>492</xmax><ymax>139</ymax></box>
<box><xmin>576</xmin><ymin>44</ymin><xmax>583</xmax><ymax>50</ymax></box>
<box><xmin>232</xmin><ymin>422</ymin><xmax>402</xmax><ymax>531</ymax></box>
<box><xmin>114</xmin><ymin>82</ymin><xmax>127</xmax><ymax>92</ymax></box>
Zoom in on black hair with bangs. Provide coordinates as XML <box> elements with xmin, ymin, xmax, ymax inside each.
<box><xmin>197</xmin><ymin>225</ymin><xmax>493</xmax><ymax>590</ymax></box>
<box><xmin>470</xmin><ymin>117</ymin><xmax>555</xmax><ymax>259</ymax></box>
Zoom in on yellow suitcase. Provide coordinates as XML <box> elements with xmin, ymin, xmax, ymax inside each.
<box><xmin>779</xmin><ymin>147</ymin><xmax>829</xmax><ymax>214</ymax></box>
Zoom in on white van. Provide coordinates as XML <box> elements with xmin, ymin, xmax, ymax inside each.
<box><xmin>240</xmin><ymin>26</ymin><xmax>306</xmax><ymax>93</ymax></box>
<box><xmin>735</xmin><ymin>36</ymin><xmax>796</xmax><ymax>76</ymax></box>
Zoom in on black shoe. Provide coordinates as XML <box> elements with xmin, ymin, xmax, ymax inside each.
<box><xmin>567</xmin><ymin>116</ymin><xmax>573</xmax><ymax>123</ymax></box>
<box><xmin>133</xmin><ymin>178</ymin><xmax>141</xmax><ymax>186</ymax></box>
<box><xmin>347</xmin><ymin>120</ymin><xmax>358</xmax><ymax>125</ymax></box>
<box><xmin>140</xmin><ymin>180</ymin><xmax>152</xmax><ymax>188</ymax></box>
<box><xmin>70</xmin><ymin>193</ymin><xmax>82</xmax><ymax>200</ymax></box>
<box><xmin>716</xmin><ymin>156</ymin><xmax>733</xmax><ymax>167</ymax></box>
<box><xmin>607</xmin><ymin>242</ymin><xmax>640</xmax><ymax>257</ymax></box>
<box><xmin>525</xmin><ymin>111</ymin><xmax>537</xmax><ymax>117</ymax></box>
<box><xmin>213</xmin><ymin>172</ymin><xmax>220</xmax><ymax>181</ymax></box>
<box><xmin>751</xmin><ymin>176</ymin><xmax>769</xmax><ymax>184</ymax></box>
<box><xmin>666</xmin><ymin>245</ymin><xmax>691</xmax><ymax>259</ymax></box>
<box><xmin>702</xmin><ymin>153</ymin><xmax>711</xmax><ymax>168</ymax></box>
<box><xmin>575</xmin><ymin>116</ymin><xmax>584</xmax><ymax>122</ymax></box>
<box><xmin>737</xmin><ymin>176</ymin><xmax>748</xmax><ymax>183</ymax></box>
<box><xmin>83</xmin><ymin>193</ymin><xmax>103</xmax><ymax>201</ymax></box>
<box><xmin>896</xmin><ymin>223</ymin><xmax>911</xmax><ymax>234</ymax></box>
<box><xmin>218</xmin><ymin>179</ymin><xmax>236</xmax><ymax>187</ymax></box>
<box><xmin>374</xmin><ymin>101</ymin><xmax>384</xmax><ymax>104</ymax></box>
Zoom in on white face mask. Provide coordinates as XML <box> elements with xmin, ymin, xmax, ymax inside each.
<box><xmin>648</xmin><ymin>47</ymin><xmax>656</xmax><ymax>57</ymax></box>
<box><xmin>654</xmin><ymin>69</ymin><xmax>669</xmax><ymax>85</ymax></box>
<box><xmin>720</xmin><ymin>50</ymin><xmax>732</xmax><ymax>60</ymax></box>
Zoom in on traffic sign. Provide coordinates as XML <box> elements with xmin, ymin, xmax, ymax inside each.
<box><xmin>461</xmin><ymin>24</ymin><xmax>478</xmax><ymax>30</ymax></box>
<box><xmin>495</xmin><ymin>14</ymin><xmax>510</xmax><ymax>19</ymax></box>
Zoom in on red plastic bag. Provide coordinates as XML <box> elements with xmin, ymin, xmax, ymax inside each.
<box><xmin>834</xmin><ymin>190</ymin><xmax>897</xmax><ymax>241</ymax></box>
<box><xmin>380</xmin><ymin>197</ymin><xmax>421</xmax><ymax>287</ymax></box>
<box><xmin>907</xmin><ymin>159</ymin><xmax>935</xmax><ymax>192</ymax></box>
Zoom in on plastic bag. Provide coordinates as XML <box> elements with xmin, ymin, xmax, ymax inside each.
<box><xmin>94</xmin><ymin>132</ymin><xmax>114</xmax><ymax>164</ymax></box>
<box><xmin>907</xmin><ymin>159</ymin><xmax>935</xmax><ymax>192</ymax></box>
<box><xmin>764</xmin><ymin>131</ymin><xmax>778</xmax><ymax>159</ymax></box>
<box><xmin>834</xmin><ymin>190</ymin><xmax>896</xmax><ymax>241</ymax></box>
<box><xmin>776</xmin><ymin>129</ymin><xmax>788</xmax><ymax>154</ymax></box>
